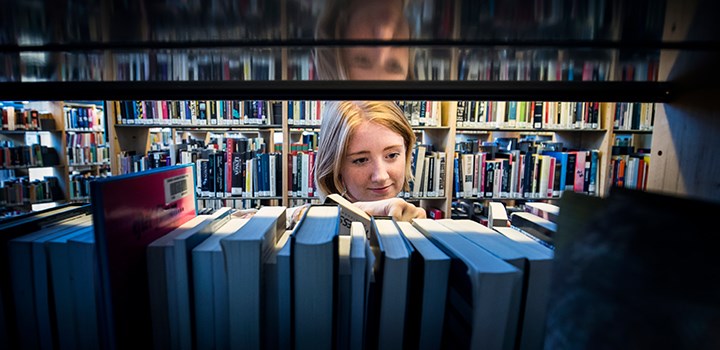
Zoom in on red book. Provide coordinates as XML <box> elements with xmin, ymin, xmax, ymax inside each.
<box><xmin>91</xmin><ymin>165</ymin><xmax>197</xmax><ymax>349</ymax></box>
<box><xmin>428</xmin><ymin>208</ymin><xmax>444</xmax><ymax>220</ymax></box>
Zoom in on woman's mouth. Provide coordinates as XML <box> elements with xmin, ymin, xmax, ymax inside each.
<box><xmin>369</xmin><ymin>185</ymin><xmax>391</xmax><ymax>194</ymax></box>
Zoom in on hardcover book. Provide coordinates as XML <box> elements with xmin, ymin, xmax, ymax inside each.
<box><xmin>412</xmin><ymin>219</ymin><xmax>522</xmax><ymax>350</ymax></box>
<box><xmin>366</xmin><ymin>217</ymin><xmax>412</xmax><ymax>350</ymax></box>
<box><xmin>220</xmin><ymin>206</ymin><xmax>286</xmax><ymax>350</ymax></box>
<box><xmin>192</xmin><ymin>218</ymin><xmax>250</xmax><ymax>350</ymax></box>
<box><xmin>91</xmin><ymin>164</ymin><xmax>197</xmax><ymax>349</ymax></box>
<box><xmin>291</xmin><ymin>204</ymin><xmax>341</xmax><ymax>350</ymax></box>
<box><xmin>396</xmin><ymin>221</ymin><xmax>450</xmax><ymax>350</ymax></box>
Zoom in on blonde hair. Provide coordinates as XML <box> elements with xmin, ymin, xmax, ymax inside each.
<box><xmin>313</xmin><ymin>0</ymin><xmax>415</xmax><ymax>80</ymax></box>
<box><xmin>315</xmin><ymin>101</ymin><xmax>416</xmax><ymax>200</ymax></box>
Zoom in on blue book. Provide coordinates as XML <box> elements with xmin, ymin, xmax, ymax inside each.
<box><xmin>541</xmin><ymin>151</ymin><xmax>568</xmax><ymax>196</ymax></box>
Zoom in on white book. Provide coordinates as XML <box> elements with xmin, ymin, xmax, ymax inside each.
<box><xmin>412</xmin><ymin>145</ymin><xmax>427</xmax><ymax>198</ymax></box>
<box><xmin>367</xmin><ymin>217</ymin><xmax>411</xmax><ymax>350</ymax></box>
<box><xmin>487</xmin><ymin>202</ymin><xmax>509</xmax><ymax>229</ymax></box>
<box><xmin>396</xmin><ymin>221</ymin><xmax>451</xmax><ymax>350</ymax></box>
<box><xmin>173</xmin><ymin>207</ymin><xmax>232</xmax><ymax>350</ymax></box>
<box><xmin>324</xmin><ymin>193</ymin><xmax>371</xmax><ymax>237</ymax></box>
<box><xmin>192</xmin><ymin>218</ymin><xmax>249</xmax><ymax>350</ymax></box>
<box><xmin>66</xmin><ymin>230</ymin><xmax>100</xmax><ymax>350</ymax></box>
<box><xmin>292</xmin><ymin>205</ymin><xmax>341</xmax><ymax>350</ymax></box>
<box><xmin>524</xmin><ymin>202</ymin><xmax>559</xmax><ymax>223</ymax></box>
<box><xmin>220</xmin><ymin>206</ymin><xmax>286</xmax><ymax>350</ymax></box>
<box><xmin>412</xmin><ymin>219</ymin><xmax>522</xmax><ymax>350</ymax></box>
<box><xmin>349</xmin><ymin>222</ymin><xmax>369</xmax><ymax>350</ymax></box>
<box><xmin>8</xmin><ymin>214</ymin><xmax>92</xmax><ymax>350</ymax></box>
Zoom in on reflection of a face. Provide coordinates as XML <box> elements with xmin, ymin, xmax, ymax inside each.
<box><xmin>342</xmin><ymin>0</ymin><xmax>410</xmax><ymax>80</ymax></box>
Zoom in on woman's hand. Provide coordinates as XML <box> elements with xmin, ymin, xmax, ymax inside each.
<box><xmin>353</xmin><ymin>198</ymin><xmax>427</xmax><ymax>222</ymax></box>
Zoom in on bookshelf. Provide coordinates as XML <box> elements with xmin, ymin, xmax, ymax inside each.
<box><xmin>1</xmin><ymin>101</ymin><xmax>110</xmax><ymax>220</ymax></box>
<box><xmin>1</xmin><ymin>101</ymin><xmax>67</xmax><ymax>218</ymax></box>
<box><xmin>0</xmin><ymin>0</ymin><xmax>717</xmax><ymax>207</ymax></box>
<box><xmin>102</xmin><ymin>98</ymin><xmax>655</xmax><ymax>216</ymax></box>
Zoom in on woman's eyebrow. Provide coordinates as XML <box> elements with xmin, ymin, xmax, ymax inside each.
<box><xmin>346</xmin><ymin>150</ymin><xmax>370</xmax><ymax>157</ymax></box>
<box><xmin>346</xmin><ymin>145</ymin><xmax>402</xmax><ymax>157</ymax></box>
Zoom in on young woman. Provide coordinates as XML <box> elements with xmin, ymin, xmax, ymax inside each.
<box><xmin>288</xmin><ymin>100</ymin><xmax>426</xmax><ymax>224</ymax></box>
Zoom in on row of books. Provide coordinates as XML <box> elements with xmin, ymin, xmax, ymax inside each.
<box><xmin>1</xmin><ymin>164</ymin><xmax>557</xmax><ymax>350</ymax></box>
<box><xmin>613</xmin><ymin>102</ymin><xmax>655</xmax><ymax>131</ymax></box>
<box><xmin>66</xmin><ymin>131</ymin><xmax>105</xmax><ymax>148</ymax></box>
<box><xmin>406</xmin><ymin>144</ymin><xmax>447</xmax><ymax>198</ymax></box>
<box><xmin>1</xmin><ymin>107</ymin><xmax>42</xmax><ymax>131</ymax></box>
<box><xmin>456</xmin><ymin>100</ymin><xmax>603</xmax><ymax>129</ymax></box>
<box><xmin>113</xmin><ymin>52</ymin><xmax>279</xmax><ymax>82</ymax></box>
<box><xmin>458</xmin><ymin>50</ymin><xmax>659</xmax><ymax>82</ymax></box>
<box><xmin>67</xmin><ymin>145</ymin><xmax>110</xmax><ymax>166</ymax></box>
<box><xmin>0</xmin><ymin>176</ymin><xmax>61</xmax><ymax>206</ymax></box>
<box><xmin>453</xmin><ymin>148</ymin><xmax>600</xmax><ymax>199</ymax></box>
<box><xmin>398</xmin><ymin>100</ymin><xmax>444</xmax><ymax>127</ymax></box>
<box><xmin>64</xmin><ymin>105</ymin><xmax>104</xmax><ymax>131</ymax></box>
<box><xmin>278</xmin><ymin>100</ymin><xmax>446</xmax><ymax>127</ymax></box>
<box><xmin>610</xmin><ymin>146</ymin><xmax>651</xmax><ymax>191</ymax></box>
<box><xmin>114</xmin><ymin>100</ymin><xmax>284</xmax><ymax>126</ymax></box>
<box><xmin>69</xmin><ymin>173</ymin><xmax>108</xmax><ymax>201</ymax></box>
<box><xmin>1</xmin><ymin>144</ymin><xmax>61</xmax><ymax>168</ymax></box>
<box><xmin>196</xmin><ymin>150</ymin><xmax>284</xmax><ymax>199</ymax></box>
<box><xmin>117</xmin><ymin>150</ymin><xmax>172</xmax><ymax>175</ymax></box>
<box><xmin>196</xmin><ymin>197</ymin><xmax>272</xmax><ymax>212</ymax></box>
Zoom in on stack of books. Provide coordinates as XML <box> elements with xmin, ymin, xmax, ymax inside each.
<box><xmin>0</xmin><ymin>164</ymin><xmax>572</xmax><ymax>350</ymax></box>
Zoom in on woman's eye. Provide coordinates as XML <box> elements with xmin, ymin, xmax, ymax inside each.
<box><xmin>352</xmin><ymin>157</ymin><xmax>368</xmax><ymax>165</ymax></box>
<box><xmin>387</xmin><ymin>152</ymin><xmax>401</xmax><ymax>159</ymax></box>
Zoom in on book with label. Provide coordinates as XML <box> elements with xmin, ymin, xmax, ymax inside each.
<box><xmin>220</xmin><ymin>206</ymin><xmax>287</xmax><ymax>350</ymax></box>
<box><xmin>396</xmin><ymin>221</ymin><xmax>451</xmax><ymax>350</ymax></box>
<box><xmin>291</xmin><ymin>204</ymin><xmax>341</xmax><ymax>350</ymax></box>
<box><xmin>412</xmin><ymin>218</ymin><xmax>522</xmax><ymax>350</ymax></box>
<box><xmin>91</xmin><ymin>164</ymin><xmax>197</xmax><ymax>349</ymax></box>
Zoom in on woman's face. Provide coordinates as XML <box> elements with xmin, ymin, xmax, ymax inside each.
<box><xmin>342</xmin><ymin>0</ymin><xmax>410</xmax><ymax>80</ymax></box>
<box><xmin>341</xmin><ymin>121</ymin><xmax>406</xmax><ymax>201</ymax></box>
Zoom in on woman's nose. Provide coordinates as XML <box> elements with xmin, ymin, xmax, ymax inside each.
<box><xmin>370</xmin><ymin>160</ymin><xmax>390</xmax><ymax>182</ymax></box>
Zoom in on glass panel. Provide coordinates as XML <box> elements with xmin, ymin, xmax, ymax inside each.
<box><xmin>0</xmin><ymin>0</ymin><xmax>674</xmax><ymax>45</ymax></box>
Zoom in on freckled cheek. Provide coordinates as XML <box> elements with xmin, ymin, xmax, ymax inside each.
<box><xmin>389</xmin><ymin>162</ymin><xmax>406</xmax><ymax>185</ymax></box>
